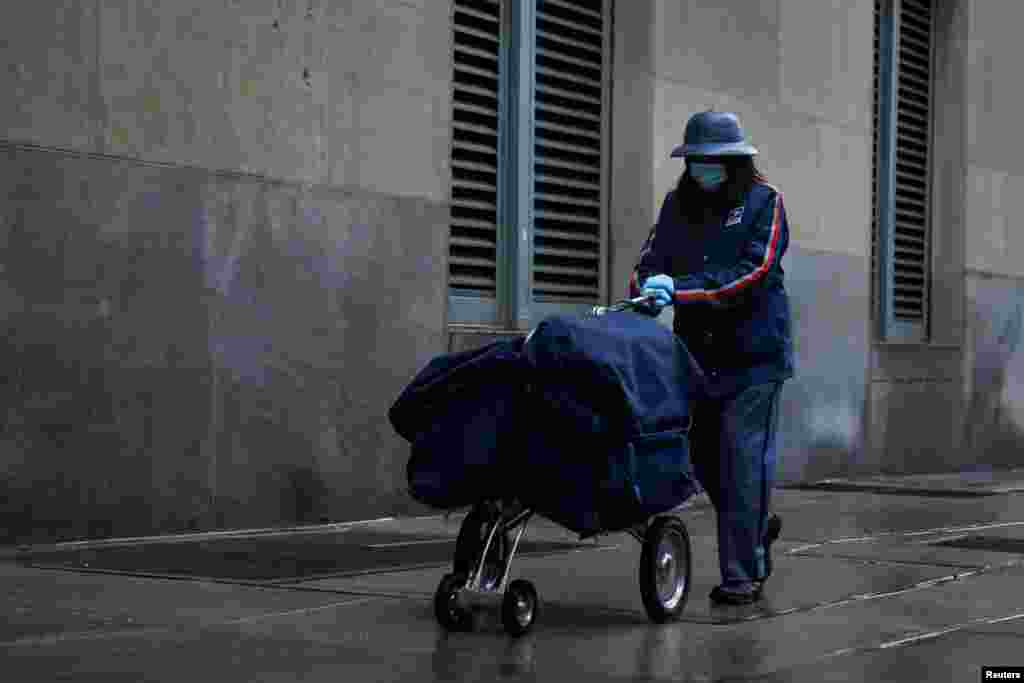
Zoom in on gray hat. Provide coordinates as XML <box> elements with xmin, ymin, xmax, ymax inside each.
<box><xmin>670</xmin><ymin>110</ymin><xmax>758</xmax><ymax>158</ymax></box>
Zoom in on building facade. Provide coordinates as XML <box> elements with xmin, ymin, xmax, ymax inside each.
<box><xmin>1</xmin><ymin>0</ymin><xmax>1020</xmax><ymax>543</ymax></box>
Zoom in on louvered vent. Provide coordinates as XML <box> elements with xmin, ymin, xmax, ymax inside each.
<box><xmin>871</xmin><ymin>0</ymin><xmax>881</xmax><ymax>322</ymax></box>
<box><xmin>532</xmin><ymin>0</ymin><xmax>605</xmax><ymax>302</ymax></box>
<box><xmin>892</xmin><ymin>0</ymin><xmax>933</xmax><ymax>323</ymax></box>
<box><xmin>449</xmin><ymin>0</ymin><xmax>502</xmax><ymax>296</ymax></box>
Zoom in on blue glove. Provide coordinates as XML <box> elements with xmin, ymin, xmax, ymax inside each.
<box><xmin>641</xmin><ymin>274</ymin><xmax>674</xmax><ymax>308</ymax></box>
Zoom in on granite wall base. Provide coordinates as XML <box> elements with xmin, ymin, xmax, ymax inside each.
<box><xmin>0</xmin><ymin>145</ymin><xmax>446</xmax><ymax>543</ymax></box>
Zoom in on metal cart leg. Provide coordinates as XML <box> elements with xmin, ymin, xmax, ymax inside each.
<box><xmin>466</xmin><ymin>505</ymin><xmax>532</xmax><ymax>593</ymax></box>
<box><xmin>443</xmin><ymin>503</ymin><xmax>540</xmax><ymax>636</ymax></box>
<box><xmin>495</xmin><ymin>509</ymin><xmax>532</xmax><ymax>592</ymax></box>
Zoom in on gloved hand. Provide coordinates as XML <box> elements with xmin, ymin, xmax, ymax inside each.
<box><xmin>641</xmin><ymin>274</ymin><xmax>675</xmax><ymax>309</ymax></box>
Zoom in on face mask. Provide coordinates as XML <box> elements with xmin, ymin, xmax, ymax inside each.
<box><xmin>688</xmin><ymin>162</ymin><xmax>727</xmax><ymax>191</ymax></box>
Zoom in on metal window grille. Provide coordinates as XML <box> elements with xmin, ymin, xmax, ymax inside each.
<box><xmin>873</xmin><ymin>0</ymin><xmax>935</xmax><ymax>341</ymax></box>
<box><xmin>871</xmin><ymin>0</ymin><xmax>881</xmax><ymax>325</ymax></box>
<box><xmin>531</xmin><ymin>0</ymin><xmax>605</xmax><ymax>302</ymax></box>
<box><xmin>449</xmin><ymin>0</ymin><xmax>503</xmax><ymax>297</ymax></box>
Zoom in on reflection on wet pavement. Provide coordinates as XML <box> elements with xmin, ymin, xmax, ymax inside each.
<box><xmin>3</xmin><ymin>488</ymin><xmax>1024</xmax><ymax>681</ymax></box>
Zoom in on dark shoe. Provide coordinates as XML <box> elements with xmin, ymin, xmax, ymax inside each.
<box><xmin>763</xmin><ymin>513</ymin><xmax>782</xmax><ymax>580</ymax></box>
<box><xmin>709</xmin><ymin>585</ymin><xmax>761</xmax><ymax>606</ymax></box>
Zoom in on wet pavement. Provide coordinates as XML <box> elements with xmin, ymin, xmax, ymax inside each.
<box><xmin>4</xmin><ymin>474</ymin><xmax>1024</xmax><ymax>681</ymax></box>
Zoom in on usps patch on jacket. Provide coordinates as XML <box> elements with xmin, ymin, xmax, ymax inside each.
<box><xmin>725</xmin><ymin>205</ymin><xmax>744</xmax><ymax>228</ymax></box>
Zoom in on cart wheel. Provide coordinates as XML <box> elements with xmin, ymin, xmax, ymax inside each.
<box><xmin>639</xmin><ymin>516</ymin><xmax>691</xmax><ymax>623</ymax></box>
<box><xmin>454</xmin><ymin>503</ymin><xmax>507</xmax><ymax>589</ymax></box>
<box><xmin>501</xmin><ymin>579</ymin><xmax>539</xmax><ymax>637</ymax></box>
<box><xmin>434</xmin><ymin>573</ymin><xmax>473</xmax><ymax>632</ymax></box>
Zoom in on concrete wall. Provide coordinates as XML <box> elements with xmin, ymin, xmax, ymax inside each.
<box><xmin>962</xmin><ymin>276</ymin><xmax>1024</xmax><ymax>470</ymax></box>
<box><xmin>956</xmin><ymin>0</ymin><xmax>1024</xmax><ymax>474</ymax></box>
<box><xmin>610</xmin><ymin>0</ymin><xmax>875</xmax><ymax>481</ymax></box>
<box><xmin>1</xmin><ymin>0</ymin><xmax>451</xmax><ymax>543</ymax></box>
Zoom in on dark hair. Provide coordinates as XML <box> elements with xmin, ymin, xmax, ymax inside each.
<box><xmin>673</xmin><ymin>155</ymin><xmax>766</xmax><ymax>222</ymax></box>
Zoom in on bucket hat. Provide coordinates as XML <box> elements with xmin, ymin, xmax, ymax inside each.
<box><xmin>670</xmin><ymin>110</ymin><xmax>758</xmax><ymax>157</ymax></box>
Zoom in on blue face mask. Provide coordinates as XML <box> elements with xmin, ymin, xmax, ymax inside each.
<box><xmin>688</xmin><ymin>162</ymin><xmax>727</xmax><ymax>191</ymax></box>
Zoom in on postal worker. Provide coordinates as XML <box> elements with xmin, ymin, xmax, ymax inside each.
<box><xmin>631</xmin><ymin>110</ymin><xmax>794</xmax><ymax>605</ymax></box>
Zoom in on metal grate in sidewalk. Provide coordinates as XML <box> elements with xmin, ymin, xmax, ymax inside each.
<box><xmin>18</xmin><ymin>529</ymin><xmax>592</xmax><ymax>582</ymax></box>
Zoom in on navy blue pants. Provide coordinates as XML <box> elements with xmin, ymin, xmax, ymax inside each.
<box><xmin>689</xmin><ymin>381</ymin><xmax>784</xmax><ymax>590</ymax></box>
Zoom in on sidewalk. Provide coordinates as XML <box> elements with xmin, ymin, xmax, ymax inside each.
<box><xmin>4</xmin><ymin>473</ymin><xmax>1024</xmax><ymax>682</ymax></box>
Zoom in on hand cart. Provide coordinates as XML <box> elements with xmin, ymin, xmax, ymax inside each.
<box><xmin>432</xmin><ymin>297</ymin><xmax>695</xmax><ymax>637</ymax></box>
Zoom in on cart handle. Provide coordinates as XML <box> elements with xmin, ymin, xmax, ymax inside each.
<box><xmin>590</xmin><ymin>295</ymin><xmax>658</xmax><ymax>317</ymax></box>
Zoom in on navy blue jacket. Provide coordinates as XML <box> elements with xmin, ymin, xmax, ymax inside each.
<box><xmin>629</xmin><ymin>180</ymin><xmax>795</xmax><ymax>398</ymax></box>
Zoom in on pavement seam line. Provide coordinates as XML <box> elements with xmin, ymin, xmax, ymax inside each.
<box><xmin>786</xmin><ymin>520</ymin><xmax>1024</xmax><ymax>554</ymax></box>
<box><xmin>833</xmin><ymin>610</ymin><xmax>1024</xmax><ymax>656</ymax></box>
<box><xmin>8</xmin><ymin>563</ymin><xmax>425</xmax><ymax>600</ymax></box>
<box><xmin>222</xmin><ymin>597</ymin><xmax>383</xmax><ymax>625</ymax></box>
<box><xmin>0</xmin><ymin>596</ymin><xmax>387</xmax><ymax>649</ymax></box>
<box><xmin>785</xmin><ymin>482</ymin><xmax>1022</xmax><ymax>497</ymax></box>
<box><xmin>786</xmin><ymin>551</ymin><xmax>982</xmax><ymax>570</ymax></box>
<box><xmin>731</xmin><ymin>611</ymin><xmax>1024</xmax><ymax>681</ymax></box>
<box><xmin>706</xmin><ymin>560</ymin><xmax>1024</xmax><ymax>626</ymax></box>
<box><xmin>1</xmin><ymin>516</ymin><xmax>428</xmax><ymax>556</ymax></box>
<box><xmin>266</xmin><ymin>545</ymin><xmax>621</xmax><ymax>585</ymax></box>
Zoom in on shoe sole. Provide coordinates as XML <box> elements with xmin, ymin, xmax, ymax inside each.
<box><xmin>709</xmin><ymin>587</ymin><xmax>759</xmax><ymax>606</ymax></box>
